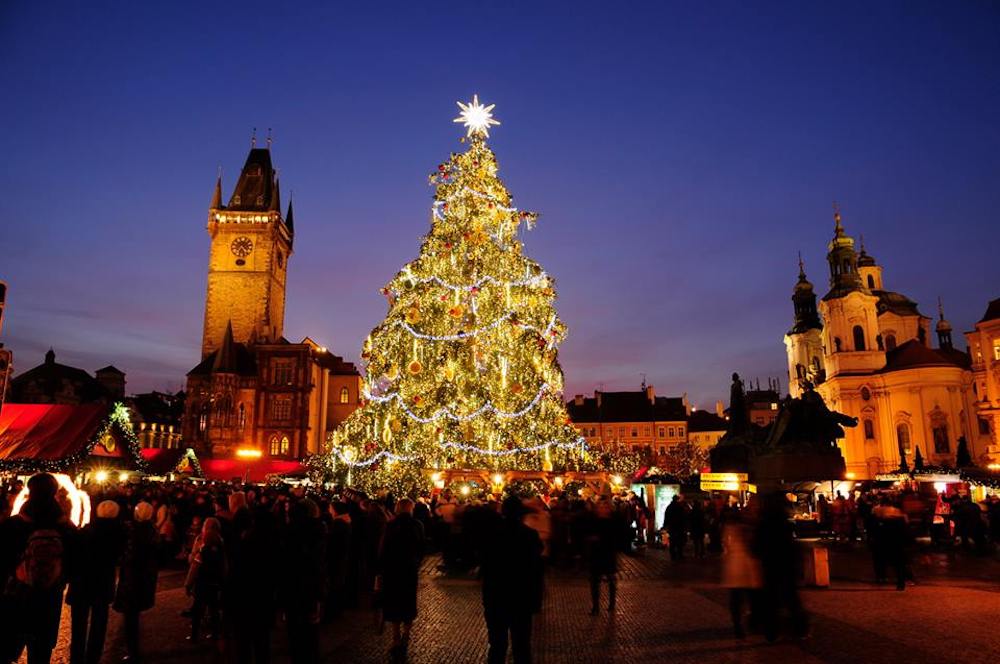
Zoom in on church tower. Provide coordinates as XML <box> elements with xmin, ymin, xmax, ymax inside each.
<box><xmin>784</xmin><ymin>255</ymin><xmax>825</xmax><ymax>397</ymax></box>
<box><xmin>818</xmin><ymin>206</ymin><xmax>884</xmax><ymax>376</ymax></box>
<box><xmin>201</xmin><ymin>141</ymin><xmax>295</xmax><ymax>359</ymax></box>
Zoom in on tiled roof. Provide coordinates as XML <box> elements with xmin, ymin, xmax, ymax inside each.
<box><xmin>567</xmin><ymin>391</ymin><xmax>686</xmax><ymax>423</ymax></box>
<box><xmin>874</xmin><ymin>290</ymin><xmax>923</xmax><ymax>317</ymax></box>
<box><xmin>687</xmin><ymin>410</ymin><xmax>727</xmax><ymax>432</ymax></box>
<box><xmin>979</xmin><ymin>297</ymin><xmax>1000</xmax><ymax>323</ymax></box>
<box><xmin>879</xmin><ymin>339</ymin><xmax>970</xmax><ymax>372</ymax></box>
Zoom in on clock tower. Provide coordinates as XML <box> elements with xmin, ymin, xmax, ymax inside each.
<box><xmin>201</xmin><ymin>144</ymin><xmax>294</xmax><ymax>359</ymax></box>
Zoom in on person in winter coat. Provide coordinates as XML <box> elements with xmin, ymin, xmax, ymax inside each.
<box><xmin>752</xmin><ymin>491</ymin><xmax>808</xmax><ymax>642</ymax></box>
<box><xmin>325</xmin><ymin>501</ymin><xmax>352</xmax><ymax>619</ymax></box>
<box><xmin>479</xmin><ymin>496</ymin><xmax>544</xmax><ymax>664</ymax></box>
<box><xmin>0</xmin><ymin>473</ymin><xmax>77</xmax><ymax>664</ymax></box>
<box><xmin>379</xmin><ymin>499</ymin><xmax>425</xmax><ymax>662</ymax></box>
<box><xmin>663</xmin><ymin>495</ymin><xmax>688</xmax><ymax>561</ymax></box>
<box><xmin>585</xmin><ymin>498</ymin><xmax>622</xmax><ymax>615</ymax></box>
<box><xmin>232</xmin><ymin>507</ymin><xmax>280</xmax><ymax>664</ymax></box>
<box><xmin>720</xmin><ymin>508</ymin><xmax>762</xmax><ymax>638</ymax></box>
<box><xmin>689</xmin><ymin>500</ymin><xmax>707</xmax><ymax>558</ymax></box>
<box><xmin>281</xmin><ymin>499</ymin><xmax>327</xmax><ymax>664</ymax></box>
<box><xmin>113</xmin><ymin>501</ymin><xmax>160</xmax><ymax>662</ymax></box>
<box><xmin>185</xmin><ymin>517</ymin><xmax>226</xmax><ymax>640</ymax></box>
<box><xmin>67</xmin><ymin>500</ymin><xmax>125</xmax><ymax>664</ymax></box>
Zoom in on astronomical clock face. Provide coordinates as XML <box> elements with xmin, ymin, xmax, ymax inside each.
<box><xmin>230</xmin><ymin>236</ymin><xmax>253</xmax><ymax>257</ymax></box>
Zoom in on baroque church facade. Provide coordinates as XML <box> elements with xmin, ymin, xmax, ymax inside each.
<box><xmin>784</xmin><ymin>209</ymin><xmax>996</xmax><ymax>479</ymax></box>
<box><xmin>183</xmin><ymin>143</ymin><xmax>361</xmax><ymax>460</ymax></box>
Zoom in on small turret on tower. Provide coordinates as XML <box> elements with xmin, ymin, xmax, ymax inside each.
<box><xmin>824</xmin><ymin>203</ymin><xmax>866</xmax><ymax>299</ymax></box>
<box><xmin>936</xmin><ymin>297</ymin><xmax>954</xmax><ymax>350</ymax></box>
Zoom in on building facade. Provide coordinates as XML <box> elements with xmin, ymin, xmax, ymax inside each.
<box><xmin>183</xmin><ymin>144</ymin><xmax>361</xmax><ymax>460</ymax></box>
<box><xmin>784</xmin><ymin>209</ymin><xmax>989</xmax><ymax>478</ymax></box>
<box><xmin>568</xmin><ymin>386</ymin><xmax>689</xmax><ymax>458</ymax></box>
<box><xmin>965</xmin><ymin>298</ymin><xmax>1000</xmax><ymax>461</ymax></box>
<box><xmin>9</xmin><ymin>350</ymin><xmax>123</xmax><ymax>406</ymax></box>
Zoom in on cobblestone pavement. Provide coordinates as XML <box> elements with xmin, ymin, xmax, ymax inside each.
<box><xmin>25</xmin><ymin>545</ymin><xmax>1000</xmax><ymax>663</ymax></box>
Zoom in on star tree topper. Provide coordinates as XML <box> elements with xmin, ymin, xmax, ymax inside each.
<box><xmin>453</xmin><ymin>94</ymin><xmax>500</xmax><ymax>138</ymax></box>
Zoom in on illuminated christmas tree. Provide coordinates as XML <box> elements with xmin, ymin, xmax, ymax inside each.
<box><xmin>323</xmin><ymin>96</ymin><xmax>585</xmax><ymax>493</ymax></box>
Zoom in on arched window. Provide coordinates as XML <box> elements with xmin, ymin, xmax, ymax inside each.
<box><xmin>867</xmin><ymin>275</ymin><xmax>875</xmax><ymax>289</ymax></box>
<box><xmin>863</xmin><ymin>419</ymin><xmax>875</xmax><ymax>440</ymax></box>
<box><xmin>918</xmin><ymin>327</ymin><xmax>927</xmax><ymax>345</ymax></box>
<box><xmin>834</xmin><ymin>337</ymin><xmax>843</xmax><ymax>352</ymax></box>
<box><xmin>885</xmin><ymin>334</ymin><xmax>897</xmax><ymax>351</ymax></box>
<box><xmin>339</xmin><ymin>387</ymin><xmax>350</xmax><ymax>404</ymax></box>
<box><xmin>238</xmin><ymin>403</ymin><xmax>246</xmax><ymax>431</ymax></box>
<box><xmin>853</xmin><ymin>326</ymin><xmax>866</xmax><ymax>351</ymax></box>
<box><xmin>896</xmin><ymin>423</ymin><xmax>911</xmax><ymax>455</ymax></box>
<box><xmin>796</xmin><ymin>364</ymin><xmax>806</xmax><ymax>380</ymax></box>
<box><xmin>269</xmin><ymin>434</ymin><xmax>291</xmax><ymax>457</ymax></box>
<box><xmin>876</xmin><ymin>334</ymin><xmax>884</xmax><ymax>350</ymax></box>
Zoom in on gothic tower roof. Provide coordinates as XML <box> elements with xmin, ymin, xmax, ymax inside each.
<box><xmin>790</xmin><ymin>254</ymin><xmax>823</xmax><ymax>334</ymax></box>
<box><xmin>212</xmin><ymin>321</ymin><xmax>238</xmax><ymax>373</ymax></box>
<box><xmin>210</xmin><ymin>172</ymin><xmax>222</xmax><ymax>209</ymax></box>
<box><xmin>227</xmin><ymin>148</ymin><xmax>278</xmax><ymax>211</ymax></box>
<box><xmin>856</xmin><ymin>234</ymin><xmax>876</xmax><ymax>267</ymax></box>
<box><xmin>285</xmin><ymin>196</ymin><xmax>295</xmax><ymax>235</ymax></box>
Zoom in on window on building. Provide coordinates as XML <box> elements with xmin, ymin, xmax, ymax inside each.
<box><xmin>853</xmin><ymin>325</ymin><xmax>866</xmax><ymax>351</ymax></box>
<box><xmin>631</xmin><ymin>427</ymin><xmax>637</xmax><ymax>437</ymax></box>
<box><xmin>269</xmin><ymin>434</ymin><xmax>290</xmax><ymax>456</ymax></box>
<box><xmin>834</xmin><ymin>337</ymin><xmax>843</xmax><ymax>352</ymax></box>
<box><xmin>867</xmin><ymin>275</ymin><xmax>875</xmax><ymax>289</ymax></box>
<box><xmin>339</xmin><ymin>386</ymin><xmax>350</xmax><ymax>404</ymax></box>
<box><xmin>876</xmin><ymin>334</ymin><xmax>884</xmax><ymax>350</ymax></box>
<box><xmin>644</xmin><ymin>426</ymin><xmax>650</xmax><ymax>437</ymax></box>
<box><xmin>885</xmin><ymin>334</ymin><xmax>897</xmax><ymax>351</ymax></box>
<box><xmin>980</xmin><ymin>418</ymin><xmax>992</xmax><ymax>435</ymax></box>
<box><xmin>668</xmin><ymin>427</ymin><xmax>675</xmax><ymax>438</ymax></box>
<box><xmin>273</xmin><ymin>361</ymin><xmax>293</xmax><ymax>386</ymax></box>
<box><xmin>918</xmin><ymin>327</ymin><xmax>927</xmax><ymax>345</ymax></box>
<box><xmin>861</xmin><ymin>387</ymin><xmax>871</xmax><ymax>401</ymax></box>
<box><xmin>659</xmin><ymin>446</ymin><xmax>666</xmax><ymax>455</ymax></box>
<box><xmin>932</xmin><ymin>423</ymin><xmax>950</xmax><ymax>454</ymax></box>
<box><xmin>238</xmin><ymin>403</ymin><xmax>246</xmax><ymax>431</ymax></box>
<box><xmin>658</xmin><ymin>427</ymin><xmax>665</xmax><ymax>438</ymax></box>
<box><xmin>896</xmin><ymin>423</ymin><xmax>911</xmax><ymax>455</ymax></box>
<box><xmin>994</xmin><ymin>342</ymin><xmax>1000</xmax><ymax>361</ymax></box>
<box><xmin>864</xmin><ymin>419</ymin><xmax>875</xmax><ymax>440</ymax></box>
<box><xmin>271</xmin><ymin>395</ymin><xmax>292</xmax><ymax>421</ymax></box>
<box><xmin>619</xmin><ymin>427</ymin><xmax>625</xmax><ymax>437</ymax></box>
<box><xmin>678</xmin><ymin>426</ymin><xmax>685</xmax><ymax>438</ymax></box>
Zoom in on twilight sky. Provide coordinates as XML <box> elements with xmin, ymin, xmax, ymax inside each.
<box><xmin>1</xmin><ymin>1</ymin><xmax>998</xmax><ymax>407</ymax></box>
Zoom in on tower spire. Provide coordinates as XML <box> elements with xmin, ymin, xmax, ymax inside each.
<box><xmin>285</xmin><ymin>191</ymin><xmax>295</xmax><ymax>236</ymax></box>
<box><xmin>270</xmin><ymin>175</ymin><xmax>281</xmax><ymax>212</ymax></box>
<box><xmin>798</xmin><ymin>251</ymin><xmax>806</xmax><ymax>280</ymax></box>
<box><xmin>833</xmin><ymin>201</ymin><xmax>844</xmax><ymax>238</ymax></box>
<box><xmin>251</xmin><ymin>127</ymin><xmax>257</xmax><ymax>149</ymax></box>
<box><xmin>266</xmin><ymin>127</ymin><xmax>272</xmax><ymax>149</ymax></box>
<box><xmin>210</xmin><ymin>168</ymin><xmax>222</xmax><ymax>209</ymax></box>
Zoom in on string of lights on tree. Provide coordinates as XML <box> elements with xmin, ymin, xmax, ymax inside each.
<box><xmin>314</xmin><ymin>95</ymin><xmax>591</xmax><ymax>491</ymax></box>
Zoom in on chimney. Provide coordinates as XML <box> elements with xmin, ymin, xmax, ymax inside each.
<box><xmin>715</xmin><ymin>400</ymin><xmax>725</xmax><ymax>418</ymax></box>
<box><xmin>574</xmin><ymin>394</ymin><xmax>584</xmax><ymax>407</ymax></box>
<box><xmin>595</xmin><ymin>390</ymin><xmax>602</xmax><ymax>409</ymax></box>
<box><xmin>645</xmin><ymin>384</ymin><xmax>655</xmax><ymax>404</ymax></box>
<box><xmin>682</xmin><ymin>391</ymin><xmax>690</xmax><ymax>415</ymax></box>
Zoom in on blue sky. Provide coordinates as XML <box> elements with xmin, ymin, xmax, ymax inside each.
<box><xmin>1</xmin><ymin>1</ymin><xmax>998</xmax><ymax>406</ymax></box>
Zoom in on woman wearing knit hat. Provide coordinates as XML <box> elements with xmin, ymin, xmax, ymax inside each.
<box><xmin>67</xmin><ymin>500</ymin><xmax>125</xmax><ymax>664</ymax></box>
<box><xmin>113</xmin><ymin>502</ymin><xmax>159</xmax><ymax>662</ymax></box>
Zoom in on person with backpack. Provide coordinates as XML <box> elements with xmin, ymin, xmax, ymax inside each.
<box><xmin>66</xmin><ymin>499</ymin><xmax>125</xmax><ymax>664</ymax></box>
<box><xmin>0</xmin><ymin>473</ymin><xmax>76</xmax><ymax>664</ymax></box>
<box><xmin>113</xmin><ymin>502</ymin><xmax>159</xmax><ymax>663</ymax></box>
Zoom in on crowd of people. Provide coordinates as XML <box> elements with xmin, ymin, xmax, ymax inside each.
<box><xmin>2</xmin><ymin>473</ymin><xmax>1000</xmax><ymax>663</ymax></box>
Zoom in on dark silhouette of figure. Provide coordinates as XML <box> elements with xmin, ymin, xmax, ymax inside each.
<box><xmin>379</xmin><ymin>499</ymin><xmax>425</xmax><ymax>662</ymax></box>
<box><xmin>0</xmin><ymin>473</ymin><xmax>76</xmax><ymax>664</ymax></box>
<box><xmin>233</xmin><ymin>507</ymin><xmax>280</xmax><ymax>664</ymax></box>
<box><xmin>281</xmin><ymin>499</ymin><xmax>327</xmax><ymax>664</ymax></box>
<box><xmin>479</xmin><ymin>496</ymin><xmax>544</xmax><ymax>664</ymax></box>
<box><xmin>114</xmin><ymin>501</ymin><xmax>160</xmax><ymax>662</ymax></box>
<box><xmin>585</xmin><ymin>498</ymin><xmax>621</xmax><ymax>615</ymax></box>
<box><xmin>67</xmin><ymin>500</ymin><xmax>124</xmax><ymax>664</ymax></box>
<box><xmin>752</xmin><ymin>491</ymin><xmax>808</xmax><ymax>642</ymax></box>
<box><xmin>663</xmin><ymin>495</ymin><xmax>688</xmax><ymax>561</ymax></box>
